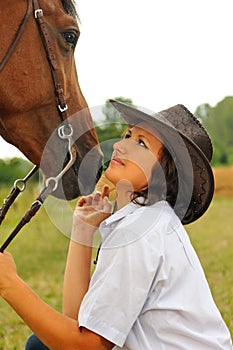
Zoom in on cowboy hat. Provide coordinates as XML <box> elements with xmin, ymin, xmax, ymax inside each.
<box><xmin>109</xmin><ymin>99</ymin><xmax>214</xmax><ymax>224</ymax></box>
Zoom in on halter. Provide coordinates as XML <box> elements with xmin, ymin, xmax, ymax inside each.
<box><xmin>0</xmin><ymin>0</ymin><xmax>78</xmax><ymax>252</ymax></box>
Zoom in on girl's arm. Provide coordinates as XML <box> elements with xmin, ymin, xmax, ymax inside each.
<box><xmin>0</xmin><ymin>187</ymin><xmax>113</xmax><ymax>350</ymax></box>
<box><xmin>0</xmin><ymin>252</ymin><xmax>113</xmax><ymax>350</ymax></box>
<box><xmin>63</xmin><ymin>187</ymin><xmax>111</xmax><ymax>319</ymax></box>
<box><xmin>62</xmin><ymin>235</ymin><xmax>94</xmax><ymax>319</ymax></box>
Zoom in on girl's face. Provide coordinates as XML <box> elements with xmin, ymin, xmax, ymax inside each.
<box><xmin>105</xmin><ymin>123</ymin><xmax>163</xmax><ymax>191</ymax></box>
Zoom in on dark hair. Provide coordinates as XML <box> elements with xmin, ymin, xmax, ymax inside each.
<box><xmin>131</xmin><ymin>145</ymin><xmax>179</xmax><ymax>210</ymax></box>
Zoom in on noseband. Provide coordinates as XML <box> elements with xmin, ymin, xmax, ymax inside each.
<box><xmin>0</xmin><ymin>0</ymin><xmax>78</xmax><ymax>251</ymax></box>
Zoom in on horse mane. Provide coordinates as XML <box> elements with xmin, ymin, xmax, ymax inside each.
<box><xmin>61</xmin><ymin>0</ymin><xmax>78</xmax><ymax>19</ymax></box>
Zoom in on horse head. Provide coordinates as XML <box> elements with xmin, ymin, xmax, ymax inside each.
<box><xmin>0</xmin><ymin>0</ymin><xmax>103</xmax><ymax>200</ymax></box>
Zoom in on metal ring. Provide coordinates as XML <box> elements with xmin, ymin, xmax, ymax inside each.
<box><xmin>45</xmin><ymin>177</ymin><xmax>59</xmax><ymax>192</ymax></box>
<box><xmin>58</xmin><ymin>124</ymin><xmax>73</xmax><ymax>139</ymax></box>
<box><xmin>14</xmin><ymin>179</ymin><xmax>26</xmax><ymax>192</ymax></box>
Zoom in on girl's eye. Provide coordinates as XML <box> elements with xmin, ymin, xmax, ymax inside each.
<box><xmin>124</xmin><ymin>132</ymin><xmax>131</xmax><ymax>139</ymax></box>
<box><xmin>138</xmin><ymin>139</ymin><xmax>148</xmax><ymax>148</ymax></box>
<box><xmin>124</xmin><ymin>133</ymin><xmax>148</xmax><ymax>148</ymax></box>
<box><xmin>62</xmin><ymin>31</ymin><xmax>79</xmax><ymax>47</ymax></box>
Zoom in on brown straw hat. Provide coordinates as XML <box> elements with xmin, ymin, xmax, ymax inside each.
<box><xmin>109</xmin><ymin>99</ymin><xmax>214</xmax><ymax>224</ymax></box>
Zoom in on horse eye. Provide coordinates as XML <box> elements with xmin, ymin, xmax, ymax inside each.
<box><xmin>62</xmin><ymin>31</ymin><xmax>78</xmax><ymax>47</ymax></box>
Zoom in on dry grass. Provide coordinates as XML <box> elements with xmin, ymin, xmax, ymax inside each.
<box><xmin>213</xmin><ymin>166</ymin><xmax>233</xmax><ymax>198</ymax></box>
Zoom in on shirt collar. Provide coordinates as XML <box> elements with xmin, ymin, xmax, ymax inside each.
<box><xmin>104</xmin><ymin>201</ymin><xmax>138</xmax><ymax>225</ymax></box>
<box><xmin>104</xmin><ymin>200</ymin><xmax>171</xmax><ymax>226</ymax></box>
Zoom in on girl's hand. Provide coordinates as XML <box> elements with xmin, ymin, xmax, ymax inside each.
<box><xmin>0</xmin><ymin>251</ymin><xmax>18</xmax><ymax>297</ymax></box>
<box><xmin>71</xmin><ymin>185</ymin><xmax>112</xmax><ymax>242</ymax></box>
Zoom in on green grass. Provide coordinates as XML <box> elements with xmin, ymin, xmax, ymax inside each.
<box><xmin>0</xmin><ymin>185</ymin><xmax>71</xmax><ymax>349</ymax></box>
<box><xmin>0</xmin><ymin>185</ymin><xmax>232</xmax><ymax>348</ymax></box>
<box><xmin>187</xmin><ymin>198</ymin><xmax>233</xmax><ymax>336</ymax></box>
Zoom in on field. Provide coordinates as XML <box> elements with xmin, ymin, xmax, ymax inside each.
<box><xmin>0</xmin><ymin>166</ymin><xmax>232</xmax><ymax>349</ymax></box>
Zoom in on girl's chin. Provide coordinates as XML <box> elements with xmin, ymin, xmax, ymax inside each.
<box><xmin>105</xmin><ymin>169</ymin><xmax>116</xmax><ymax>184</ymax></box>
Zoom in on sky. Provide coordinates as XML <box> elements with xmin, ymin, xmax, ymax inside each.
<box><xmin>1</xmin><ymin>0</ymin><xmax>233</xmax><ymax>159</ymax></box>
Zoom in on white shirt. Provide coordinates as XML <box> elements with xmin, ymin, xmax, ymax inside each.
<box><xmin>78</xmin><ymin>201</ymin><xmax>232</xmax><ymax>349</ymax></box>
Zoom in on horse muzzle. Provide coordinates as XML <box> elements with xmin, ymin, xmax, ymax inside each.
<box><xmin>51</xmin><ymin>145</ymin><xmax>103</xmax><ymax>200</ymax></box>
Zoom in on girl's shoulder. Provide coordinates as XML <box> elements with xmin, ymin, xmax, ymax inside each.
<box><xmin>100</xmin><ymin>200</ymin><xmax>182</xmax><ymax>249</ymax></box>
<box><xmin>133</xmin><ymin>200</ymin><xmax>178</xmax><ymax>228</ymax></box>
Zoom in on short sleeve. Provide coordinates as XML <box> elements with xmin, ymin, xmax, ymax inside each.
<box><xmin>78</xmin><ymin>230</ymin><xmax>163</xmax><ymax>347</ymax></box>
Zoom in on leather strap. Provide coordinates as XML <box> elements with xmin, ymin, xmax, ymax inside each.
<box><xmin>0</xmin><ymin>183</ymin><xmax>53</xmax><ymax>253</ymax></box>
<box><xmin>33</xmin><ymin>0</ymin><xmax>69</xmax><ymax>121</ymax></box>
<box><xmin>0</xmin><ymin>165</ymin><xmax>38</xmax><ymax>225</ymax></box>
<box><xmin>0</xmin><ymin>0</ymin><xmax>33</xmax><ymax>73</ymax></box>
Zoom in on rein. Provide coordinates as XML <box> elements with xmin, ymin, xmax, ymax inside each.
<box><xmin>0</xmin><ymin>165</ymin><xmax>38</xmax><ymax>226</ymax></box>
<box><xmin>0</xmin><ymin>0</ymin><xmax>77</xmax><ymax>252</ymax></box>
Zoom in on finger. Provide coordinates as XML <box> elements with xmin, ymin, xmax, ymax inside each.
<box><xmin>77</xmin><ymin>197</ymin><xmax>86</xmax><ymax>207</ymax></box>
<box><xmin>77</xmin><ymin>194</ymin><xmax>93</xmax><ymax>207</ymax></box>
<box><xmin>92</xmin><ymin>192</ymin><xmax>103</xmax><ymax>211</ymax></box>
<box><xmin>93</xmin><ymin>191</ymin><xmax>101</xmax><ymax>202</ymax></box>
<box><xmin>85</xmin><ymin>195</ymin><xmax>93</xmax><ymax>206</ymax></box>
<box><xmin>101</xmin><ymin>185</ymin><xmax>109</xmax><ymax>199</ymax></box>
<box><xmin>103</xmin><ymin>196</ymin><xmax>112</xmax><ymax>213</ymax></box>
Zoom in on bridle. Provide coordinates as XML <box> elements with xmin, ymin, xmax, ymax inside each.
<box><xmin>0</xmin><ymin>0</ymin><xmax>69</xmax><ymax>117</ymax></box>
<box><xmin>0</xmin><ymin>0</ymin><xmax>32</xmax><ymax>73</ymax></box>
<box><xmin>0</xmin><ymin>0</ymin><xmax>78</xmax><ymax>251</ymax></box>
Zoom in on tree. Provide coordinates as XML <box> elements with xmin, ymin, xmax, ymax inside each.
<box><xmin>195</xmin><ymin>96</ymin><xmax>233</xmax><ymax>165</ymax></box>
<box><xmin>195</xmin><ymin>103</ymin><xmax>212</xmax><ymax>123</ymax></box>
<box><xmin>101</xmin><ymin>97</ymin><xmax>133</xmax><ymax>124</ymax></box>
<box><xmin>0</xmin><ymin>158</ymin><xmax>37</xmax><ymax>185</ymax></box>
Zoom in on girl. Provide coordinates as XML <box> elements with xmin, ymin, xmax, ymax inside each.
<box><xmin>0</xmin><ymin>100</ymin><xmax>232</xmax><ymax>350</ymax></box>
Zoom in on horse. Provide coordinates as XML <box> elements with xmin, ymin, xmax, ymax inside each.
<box><xmin>0</xmin><ymin>0</ymin><xmax>103</xmax><ymax>200</ymax></box>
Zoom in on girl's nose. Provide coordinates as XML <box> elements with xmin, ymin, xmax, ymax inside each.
<box><xmin>113</xmin><ymin>139</ymin><xmax>128</xmax><ymax>153</ymax></box>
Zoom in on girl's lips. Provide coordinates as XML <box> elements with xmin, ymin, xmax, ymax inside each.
<box><xmin>111</xmin><ymin>157</ymin><xmax>124</xmax><ymax>166</ymax></box>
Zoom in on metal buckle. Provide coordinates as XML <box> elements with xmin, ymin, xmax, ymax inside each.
<box><xmin>34</xmin><ymin>9</ymin><xmax>43</xmax><ymax>19</ymax></box>
<box><xmin>58</xmin><ymin>104</ymin><xmax>68</xmax><ymax>113</ymax></box>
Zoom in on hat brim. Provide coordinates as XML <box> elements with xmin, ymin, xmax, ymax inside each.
<box><xmin>109</xmin><ymin>99</ymin><xmax>214</xmax><ymax>224</ymax></box>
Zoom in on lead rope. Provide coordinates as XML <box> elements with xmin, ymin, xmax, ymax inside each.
<box><xmin>0</xmin><ymin>165</ymin><xmax>38</xmax><ymax>225</ymax></box>
<box><xmin>0</xmin><ymin>125</ymin><xmax>76</xmax><ymax>252</ymax></box>
<box><xmin>0</xmin><ymin>183</ymin><xmax>52</xmax><ymax>253</ymax></box>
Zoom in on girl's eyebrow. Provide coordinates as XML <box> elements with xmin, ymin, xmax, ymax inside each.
<box><xmin>137</xmin><ymin>130</ymin><xmax>150</xmax><ymax>139</ymax></box>
<box><xmin>127</xmin><ymin>128</ymin><xmax>151</xmax><ymax>144</ymax></box>
<box><xmin>127</xmin><ymin>127</ymin><xmax>151</xmax><ymax>144</ymax></box>
<box><xmin>138</xmin><ymin>133</ymin><xmax>148</xmax><ymax>139</ymax></box>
